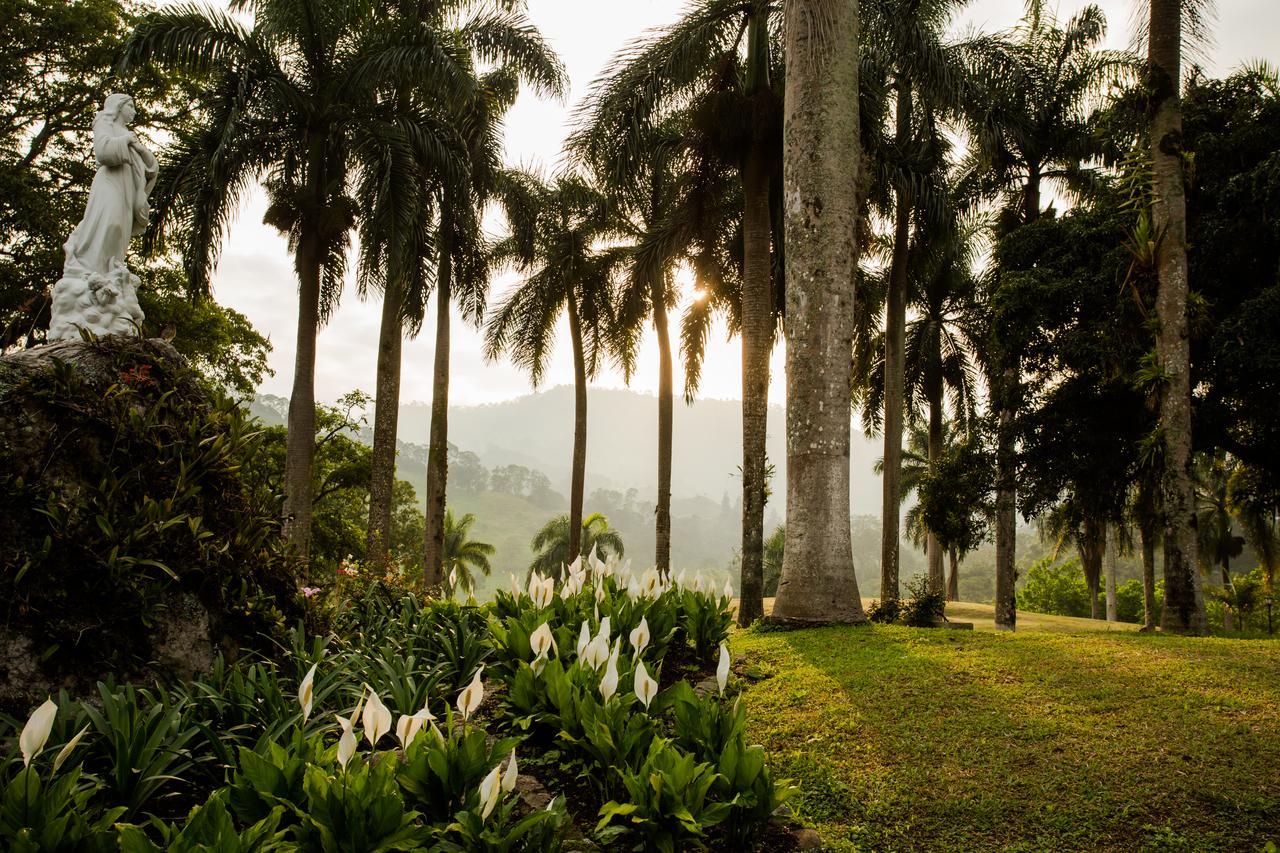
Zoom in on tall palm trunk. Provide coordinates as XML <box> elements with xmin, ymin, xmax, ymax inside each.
<box><xmin>1081</xmin><ymin>515</ymin><xmax>1104</xmax><ymax>620</ymax></box>
<box><xmin>993</xmin><ymin>169</ymin><xmax>1041</xmax><ymax>630</ymax></box>
<box><xmin>1104</xmin><ymin>523</ymin><xmax>1118</xmax><ymax>621</ymax></box>
<box><xmin>653</xmin><ymin>282</ymin><xmax>674</xmax><ymax>578</ymax></box>
<box><xmin>926</xmin><ymin>377</ymin><xmax>944</xmax><ymax>596</ymax></box>
<box><xmin>881</xmin><ymin>83</ymin><xmax>911</xmax><ymax>605</ymax></box>
<box><xmin>1150</xmin><ymin>0</ymin><xmax>1206</xmax><ymax>633</ymax></box>
<box><xmin>947</xmin><ymin>546</ymin><xmax>959</xmax><ymax>601</ymax></box>
<box><xmin>283</xmin><ymin>231</ymin><xmax>321</xmax><ymax>558</ymax></box>
<box><xmin>423</xmin><ymin>249</ymin><xmax>452</xmax><ymax>589</ymax></box>
<box><xmin>1140</xmin><ymin>517</ymin><xmax>1158</xmax><ymax>629</ymax></box>
<box><xmin>738</xmin><ymin>141</ymin><xmax>772</xmax><ymax>626</ymax></box>
<box><xmin>737</xmin><ymin>9</ymin><xmax>772</xmax><ymax>627</ymax></box>
<box><xmin>1221</xmin><ymin>557</ymin><xmax>1234</xmax><ymax>631</ymax></box>
<box><xmin>566</xmin><ymin>296</ymin><xmax>588</xmax><ymax>563</ymax></box>
<box><xmin>773</xmin><ymin>0</ymin><xmax>865</xmax><ymax>624</ymax></box>
<box><xmin>367</xmin><ymin>280</ymin><xmax>404</xmax><ymax>565</ymax></box>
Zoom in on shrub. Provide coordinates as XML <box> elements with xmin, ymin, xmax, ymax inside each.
<box><xmin>1017</xmin><ymin>556</ymin><xmax>1091</xmax><ymax>618</ymax></box>
<box><xmin>901</xmin><ymin>575</ymin><xmax>947</xmax><ymax>627</ymax></box>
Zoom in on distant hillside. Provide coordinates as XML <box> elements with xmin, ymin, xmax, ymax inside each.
<box><xmin>395</xmin><ymin>386</ymin><xmax>884</xmax><ymax>514</ymax></box>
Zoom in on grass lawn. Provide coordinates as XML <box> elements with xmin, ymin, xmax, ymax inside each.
<box><xmin>734</xmin><ymin>612</ymin><xmax>1280</xmax><ymax>852</ymax></box>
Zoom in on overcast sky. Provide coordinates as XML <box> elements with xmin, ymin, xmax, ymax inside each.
<box><xmin>206</xmin><ymin>0</ymin><xmax>1275</xmax><ymax>408</ymax></box>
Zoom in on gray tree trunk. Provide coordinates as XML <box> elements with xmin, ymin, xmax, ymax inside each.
<box><xmin>880</xmin><ymin>84</ymin><xmax>911</xmax><ymax>605</ymax></box>
<box><xmin>773</xmin><ymin>0</ymin><xmax>865</xmax><ymax>625</ymax></box>
<box><xmin>653</xmin><ymin>281</ymin><xmax>674</xmax><ymax>578</ymax></box>
<box><xmin>1104</xmin><ymin>523</ymin><xmax>1118</xmax><ymax>622</ymax></box>
<box><xmin>566</xmin><ymin>297</ymin><xmax>588</xmax><ymax>562</ymax></box>
<box><xmin>738</xmin><ymin>142</ymin><xmax>772</xmax><ymax>626</ymax></box>
<box><xmin>367</xmin><ymin>279</ymin><xmax>403</xmax><ymax>565</ymax></box>
<box><xmin>947</xmin><ymin>547</ymin><xmax>959</xmax><ymax>601</ymax></box>
<box><xmin>1141</xmin><ymin>521</ymin><xmax>1158</xmax><ymax>629</ymax></box>
<box><xmin>1150</xmin><ymin>0</ymin><xmax>1207</xmax><ymax>633</ymax></box>
<box><xmin>926</xmin><ymin>382</ymin><xmax>945</xmax><ymax>596</ymax></box>
<box><xmin>423</xmin><ymin>254</ymin><xmax>452</xmax><ymax>589</ymax></box>
<box><xmin>282</xmin><ymin>233</ymin><xmax>320</xmax><ymax>558</ymax></box>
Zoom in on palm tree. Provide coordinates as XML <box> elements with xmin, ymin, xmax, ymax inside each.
<box><xmin>772</xmin><ymin>0</ymin><xmax>866</xmax><ymax>624</ymax></box>
<box><xmin>440</xmin><ymin>509</ymin><xmax>495</xmax><ymax>595</ymax></box>
<box><xmin>484</xmin><ymin>174</ymin><xmax>625</xmax><ymax>562</ymax></box>
<box><xmin>528</xmin><ymin>512</ymin><xmax>625</xmax><ymax>580</ymax></box>
<box><xmin>1147</xmin><ymin>0</ymin><xmax>1210</xmax><ymax>633</ymax></box>
<box><xmin>570</xmin><ymin>0</ymin><xmax>783</xmax><ymax>626</ymax></box>
<box><xmin>961</xmin><ymin>0</ymin><xmax>1131</xmax><ymax>629</ymax></box>
<box><xmin>419</xmin><ymin>59</ymin><xmax>568</xmax><ymax>588</ymax></box>
<box><xmin>123</xmin><ymin>0</ymin><xmax>467</xmax><ymax>558</ymax></box>
<box><xmin>364</xmin><ymin>3</ymin><xmax>566</xmax><ymax>573</ymax></box>
<box><xmin>862</xmin><ymin>0</ymin><xmax>971</xmax><ymax>605</ymax></box>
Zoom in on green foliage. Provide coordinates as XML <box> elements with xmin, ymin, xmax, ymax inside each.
<box><xmin>1017</xmin><ymin>556</ymin><xmax>1091</xmax><ymax>619</ymax></box>
<box><xmin>527</xmin><ymin>512</ymin><xmax>625</xmax><ymax>580</ymax></box>
<box><xmin>0</xmin><ymin>341</ymin><xmax>298</xmax><ymax>685</ymax></box>
<box><xmin>0</xmin><ymin>766</ymin><xmax>121</xmax><ymax>853</ymax></box>
<box><xmin>901</xmin><ymin>575</ymin><xmax>947</xmax><ymax>627</ymax></box>
<box><xmin>678</xmin><ymin>589</ymin><xmax>734</xmax><ymax>661</ymax></box>
<box><xmin>117</xmin><ymin>791</ymin><xmax>288</xmax><ymax>853</ymax></box>
<box><xmin>437</xmin><ymin>794</ymin><xmax>570</xmax><ymax>853</ymax></box>
<box><xmin>596</xmin><ymin>739</ymin><xmax>731</xmax><ymax>853</ymax></box>
<box><xmin>397</xmin><ymin>722</ymin><xmax>516</xmax><ymax>819</ymax></box>
<box><xmin>294</xmin><ymin>756</ymin><xmax>427</xmax><ymax>852</ymax></box>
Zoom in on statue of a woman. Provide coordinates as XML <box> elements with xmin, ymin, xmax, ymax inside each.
<box><xmin>48</xmin><ymin>94</ymin><xmax>157</xmax><ymax>341</ymax></box>
<box><xmin>62</xmin><ymin>93</ymin><xmax>158</xmax><ymax>279</ymax></box>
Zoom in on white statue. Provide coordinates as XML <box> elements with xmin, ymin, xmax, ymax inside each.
<box><xmin>48</xmin><ymin>93</ymin><xmax>157</xmax><ymax>342</ymax></box>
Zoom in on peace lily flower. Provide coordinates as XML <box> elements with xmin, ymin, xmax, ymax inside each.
<box><xmin>298</xmin><ymin>663</ymin><xmax>318</xmax><ymax>723</ymax></box>
<box><xmin>362</xmin><ymin>687</ymin><xmax>392</xmax><ymax>747</ymax></box>
<box><xmin>395</xmin><ymin>703</ymin><xmax>435</xmax><ymax>749</ymax></box>
<box><xmin>675</xmin><ymin>569</ymin><xmax>687</xmax><ymax>589</ymax></box>
<box><xmin>594</xmin><ymin>582</ymin><xmax>606</xmax><ymax>603</ymax></box>
<box><xmin>692</xmin><ymin>571</ymin><xmax>704</xmax><ymax>593</ymax></box>
<box><xmin>634</xmin><ymin>658</ymin><xmax>658</xmax><ymax>709</ymax></box>
<box><xmin>530</xmin><ymin>622</ymin><xmax>556</xmax><ymax>659</ymax></box>
<box><xmin>717</xmin><ymin>642</ymin><xmax>731</xmax><ymax>696</ymax></box>
<box><xmin>448</xmin><ymin>567</ymin><xmax>459</xmax><ymax>591</ymax></box>
<box><xmin>639</xmin><ymin>568</ymin><xmax>663</xmax><ymax>598</ymax></box>
<box><xmin>502</xmin><ymin>749</ymin><xmax>518</xmax><ymax>793</ymax></box>
<box><xmin>723</xmin><ymin>577</ymin><xmax>735</xmax><ymax>600</ymax></box>
<box><xmin>576</xmin><ymin>621</ymin><xmax>592</xmax><ymax>660</ymax></box>
<box><xmin>528</xmin><ymin>572</ymin><xmax>555</xmax><ymax>609</ymax></box>
<box><xmin>599</xmin><ymin>641</ymin><xmax>620</xmax><ymax>702</ymax></box>
<box><xmin>479</xmin><ymin>764</ymin><xmax>502</xmax><ymax>820</ymax></box>
<box><xmin>19</xmin><ymin>698</ymin><xmax>57</xmax><ymax>767</ymax></box>
<box><xmin>629</xmin><ymin>616</ymin><xmax>650</xmax><ymax>658</ymax></box>
<box><xmin>335</xmin><ymin>715</ymin><xmax>358</xmax><ymax>769</ymax></box>
<box><xmin>52</xmin><ymin>725</ymin><xmax>90</xmax><ymax>774</ymax></box>
<box><xmin>567</xmin><ymin>554</ymin><xmax>583</xmax><ymax>577</ymax></box>
<box><xmin>458</xmin><ymin>666</ymin><xmax>485</xmax><ymax>721</ymax></box>
<box><xmin>509</xmin><ymin>573</ymin><xmax>521</xmax><ymax>597</ymax></box>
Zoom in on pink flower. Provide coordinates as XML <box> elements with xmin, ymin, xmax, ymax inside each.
<box><xmin>301</xmin><ymin>586</ymin><xmax>321</xmax><ymax>598</ymax></box>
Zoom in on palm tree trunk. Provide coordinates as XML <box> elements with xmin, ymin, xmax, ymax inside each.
<box><xmin>926</xmin><ymin>381</ymin><xmax>945</xmax><ymax>596</ymax></box>
<box><xmin>566</xmin><ymin>296</ymin><xmax>588</xmax><ymax>563</ymax></box>
<box><xmin>993</xmin><ymin>364</ymin><xmax>1018</xmax><ymax>630</ymax></box>
<box><xmin>738</xmin><ymin>140</ymin><xmax>772</xmax><ymax>627</ymax></box>
<box><xmin>773</xmin><ymin>0</ymin><xmax>865</xmax><ymax>625</ymax></box>
<box><xmin>1221</xmin><ymin>558</ymin><xmax>1234</xmax><ymax>631</ymax></box>
<box><xmin>367</xmin><ymin>279</ymin><xmax>404</xmax><ymax>566</ymax></box>
<box><xmin>1082</xmin><ymin>516</ymin><xmax>1104</xmax><ymax>620</ymax></box>
<box><xmin>1150</xmin><ymin>0</ymin><xmax>1206</xmax><ymax>634</ymax></box>
<box><xmin>423</xmin><ymin>249</ymin><xmax>452</xmax><ymax>589</ymax></box>
<box><xmin>947</xmin><ymin>547</ymin><xmax>959</xmax><ymax>601</ymax></box>
<box><xmin>881</xmin><ymin>84</ymin><xmax>911</xmax><ymax>606</ymax></box>
<box><xmin>1104</xmin><ymin>523</ymin><xmax>1118</xmax><ymax>622</ymax></box>
<box><xmin>653</xmin><ymin>281</ymin><xmax>674</xmax><ymax>578</ymax></box>
<box><xmin>1140</xmin><ymin>519</ymin><xmax>1158</xmax><ymax>629</ymax></box>
<box><xmin>282</xmin><ymin>231</ymin><xmax>321</xmax><ymax>558</ymax></box>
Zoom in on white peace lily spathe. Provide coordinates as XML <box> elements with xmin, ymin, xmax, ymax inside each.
<box><xmin>692</xmin><ymin>571</ymin><xmax>704</xmax><ymax>593</ymax></box>
<box><xmin>576</xmin><ymin>621</ymin><xmax>592</xmax><ymax>659</ymax></box>
<box><xmin>509</xmin><ymin>573</ymin><xmax>521</xmax><ymax>597</ymax></box>
<box><xmin>335</xmin><ymin>715</ymin><xmax>358</xmax><ymax>769</ymax></box>
<box><xmin>528</xmin><ymin>572</ymin><xmax>555</xmax><ymax>609</ymax></box>
<box><xmin>675</xmin><ymin>568</ymin><xmax>687</xmax><ymax>589</ymax></box>
<box><xmin>629</xmin><ymin>616</ymin><xmax>650</xmax><ymax>657</ymax></box>
<box><xmin>633</xmin><ymin>658</ymin><xmax>658</xmax><ymax>709</ymax></box>
<box><xmin>723</xmin><ymin>577</ymin><xmax>735</xmax><ymax>600</ymax></box>
<box><xmin>298</xmin><ymin>663</ymin><xmax>318</xmax><ymax>723</ymax></box>
<box><xmin>362</xmin><ymin>687</ymin><xmax>392</xmax><ymax>747</ymax></box>
<box><xmin>502</xmin><ymin>749</ymin><xmax>518</xmax><ymax>792</ymax></box>
<box><xmin>478</xmin><ymin>764</ymin><xmax>502</xmax><ymax>820</ymax></box>
<box><xmin>19</xmin><ymin>697</ymin><xmax>57</xmax><ymax>767</ymax></box>
<box><xmin>51</xmin><ymin>725</ymin><xmax>90</xmax><ymax>774</ymax></box>
<box><xmin>717</xmin><ymin>642</ymin><xmax>731</xmax><ymax>696</ymax></box>
<box><xmin>530</xmin><ymin>622</ymin><xmax>556</xmax><ymax>675</ymax></box>
<box><xmin>448</xmin><ymin>566</ymin><xmax>459</xmax><ymax>591</ymax></box>
<box><xmin>395</xmin><ymin>703</ymin><xmax>436</xmax><ymax>749</ymax></box>
<box><xmin>458</xmin><ymin>666</ymin><xmax>485</xmax><ymax>721</ymax></box>
<box><xmin>598</xmin><ymin>641</ymin><xmax>620</xmax><ymax>702</ymax></box>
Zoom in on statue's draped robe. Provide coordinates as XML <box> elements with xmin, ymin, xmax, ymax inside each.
<box><xmin>63</xmin><ymin>118</ymin><xmax>158</xmax><ymax>278</ymax></box>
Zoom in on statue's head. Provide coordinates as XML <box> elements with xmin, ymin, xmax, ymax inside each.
<box><xmin>100</xmin><ymin>93</ymin><xmax>136</xmax><ymax>126</ymax></box>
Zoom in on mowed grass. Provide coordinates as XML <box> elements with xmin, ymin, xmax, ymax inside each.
<box><xmin>734</xmin><ymin>617</ymin><xmax>1280</xmax><ymax>852</ymax></box>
